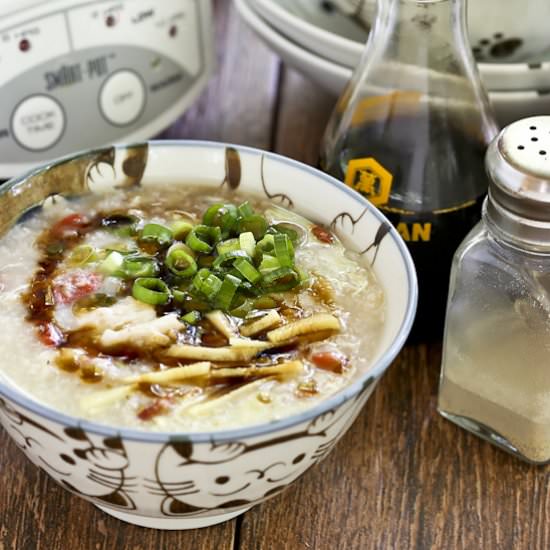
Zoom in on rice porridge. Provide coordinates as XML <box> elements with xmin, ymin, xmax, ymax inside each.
<box><xmin>0</xmin><ymin>185</ymin><xmax>385</xmax><ymax>432</ymax></box>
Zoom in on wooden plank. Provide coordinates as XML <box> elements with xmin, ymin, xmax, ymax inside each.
<box><xmin>157</xmin><ymin>0</ymin><xmax>282</xmax><ymax>149</ymax></box>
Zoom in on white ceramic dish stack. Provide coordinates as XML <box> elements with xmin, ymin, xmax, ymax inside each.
<box><xmin>236</xmin><ymin>0</ymin><xmax>550</xmax><ymax>126</ymax></box>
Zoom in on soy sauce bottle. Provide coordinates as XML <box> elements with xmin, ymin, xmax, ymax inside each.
<box><xmin>320</xmin><ymin>0</ymin><xmax>498</xmax><ymax>341</ymax></box>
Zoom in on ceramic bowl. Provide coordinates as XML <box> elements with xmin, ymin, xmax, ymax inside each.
<box><xmin>0</xmin><ymin>141</ymin><xmax>417</xmax><ymax>529</ymax></box>
<box><xmin>237</xmin><ymin>0</ymin><xmax>550</xmax><ymax>127</ymax></box>
<box><xmin>247</xmin><ymin>0</ymin><xmax>550</xmax><ymax>92</ymax></box>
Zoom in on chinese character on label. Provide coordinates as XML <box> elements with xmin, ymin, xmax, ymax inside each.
<box><xmin>345</xmin><ymin>157</ymin><xmax>393</xmax><ymax>207</ymax></box>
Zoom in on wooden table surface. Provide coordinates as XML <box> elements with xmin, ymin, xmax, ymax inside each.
<box><xmin>1</xmin><ymin>2</ymin><xmax>549</xmax><ymax>549</ymax></box>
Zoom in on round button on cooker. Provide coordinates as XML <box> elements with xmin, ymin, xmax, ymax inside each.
<box><xmin>99</xmin><ymin>70</ymin><xmax>146</xmax><ymax>127</ymax></box>
<box><xmin>11</xmin><ymin>95</ymin><xmax>66</xmax><ymax>152</ymax></box>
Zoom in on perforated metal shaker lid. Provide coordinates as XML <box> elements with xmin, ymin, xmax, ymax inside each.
<box><xmin>485</xmin><ymin>116</ymin><xmax>550</xmax><ymax>249</ymax></box>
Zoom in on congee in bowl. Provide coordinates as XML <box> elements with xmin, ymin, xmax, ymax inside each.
<box><xmin>0</xmin><ymin>185</ymin><xmax>384</xmax><ymax>431</ymax></box>
<box><xmin>0</xmin><ymin>142</ymin><xmax>416</xmax><ymax>528</ymax></box>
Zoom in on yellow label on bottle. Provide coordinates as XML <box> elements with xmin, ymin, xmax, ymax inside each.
<box><xmin>396</xmin><ymin>222</ymin><xmax>432</xmax><ymax>242</ymax></box>
<box><xmin>345</xmin><ymin>157</ymin><xmax>393</xmax><ymax>207</ymax></box>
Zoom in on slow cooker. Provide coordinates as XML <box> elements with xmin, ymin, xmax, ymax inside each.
<box><xmin>0</xmin><ymin>0</ymin><xmax>214</xmax><ymax>178</ymax></box>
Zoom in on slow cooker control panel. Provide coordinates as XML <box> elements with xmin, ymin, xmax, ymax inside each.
<box><xmin>0</xmin><ymin>0</ymin><xmax>212</xmax><ymax>175</ymax></box>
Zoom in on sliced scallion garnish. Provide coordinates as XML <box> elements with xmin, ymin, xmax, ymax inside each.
<box><xmin>100</xmin><ymin>251</ymin><xmax>124</xmax><ymax>275</ymax></box>
<box><xmin>262</xmin><ymin>266</ymin><xmax>301</xmax><ymax>292</ymax></box>
<box><xmin>141</xmin><ymin>223</ymin><xmax>173</xmax><ymax>246</ymax></box>
<box><xmin>121</xmin><ymin>256</ymin><xmax>159</xmax><ymax>279</ymax></box>
<box><xmin>186</xmin><ymin>225</ymin><xmax>221</xmax><ymax>253</ymax></box>
<box><xmin>192</xmin><ymin>268</ymin><xmax>223</xmax><ymax>300</ymax></box>
<box><xmin>171</xmin><ymin>220</ymin><xmax>194</xmax><ymax>240</ymax></box>
<box><xmin>215</xmin><ymin>274</ymin><xmax>241</xmax><ymax>310</ymax></box>
<box><xmin>166</xmin><ymin>248</ymin><xmax>197</xmax><ymax>278</ymax></box>
<box><xmin>239</xmin><ymin>231</ymin><xmax>256</xmax><ymax>257</ymax></box>
<box><xmin>216</xmin><ymin>238</ymin><xmax>241</xmax><ymax>256</ymax></box>
<box><xmin>212</xmin><ymin>250</ymin><xmax>250</xmax><ymax>270</ymax></box>
<box><xmin>238</xmin><ymin>214</ymin><xmax>267</xmax><ymax>240</ymax></box>
<box><xmin>182</xmin><ymin>310</ymin><xmax>201</xmax><ymax>325</ymax></box>
<box><xmin>258</xmin><ymin>254</ymin><xmax>281</xmax><ymax>274</ymax></box>
<box><xmin>132</xmin><ymin>277</ymin><xmax>171</xmax><ymax>305</ymax></box>
<box><xmin>274</xmin><ymin>233</ymin><xmax>294</xmax><ymax>267</ymax></box>
<box><xmin>233</xmin><ymin>258</ymin><xmax>261</xmax><ymax>284</ymax></box>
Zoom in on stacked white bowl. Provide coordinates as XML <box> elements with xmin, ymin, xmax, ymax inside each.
<box><xmin>236</xmin><ymin>0</ymin><xmax>550</xmax><ymax>126</ymax></box>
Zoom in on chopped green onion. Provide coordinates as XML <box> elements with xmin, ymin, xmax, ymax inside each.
<box><xmin>253</xmin><ymin>296</ymin><xmax>278</xmax><ymax>309</ymax></box>
<box><xmin>272</xmin><ymin>223</ymin><xmax>301</xmax><ymax>244</ymax></box>
<box><xmin>212</xmin><ymin>250</ymin><xmax>250</xmax><ymax>270</ymax></box>
<box><xmin>239</xmin><ymin>232</ymin><xmax>256</xmax><ymax>257</ymax></box>
<box><xmin>166</xmin><ymin>248</ymin><xmax>197</xmax><ymax>278</ymax></box>
<box><xmin>262</xmin><ymin>267</ymin><xmax>301</xmax><ymax>292</ymax></box>
<box><xmin>233</xmin><ymin>258</ymin><xmax>261</xmax><ymax>284</ymax></box>
<box><xmin>121</xmin><ymin>256</ymin><xmax>159</xmax><ymax>278</ymax></box>
<box><xmin>216</xmin><ymin>238</ymin><xmax>241</xmax><ymax>256</ymax></box>
<box><xmin>238</xmin><ymin>214</ymin><xmax>268</xmax><ymax>240</ymax></box>
<box><xmin>256</xmin><ymin>234</ymin><xmax>275</xmax><ymax>253</ymax></box>
<box><xmin>132</xmin><ymin>278</ymin><xmax>171</xmax><ymax>305</ymax></box>
<box><xmin>186</xmin><ymin>225</ymin><xmax>221</xmax><ymax>253</ymax></box>
<box><xmin>192</xmin><ymin>269</ymin><xmax>222</xmax><ymax>300</ymax></box>
<box><xmin>230</xmin><ymin>296</ymin><xmax>253</xmax><ymax>318</ymax></box>
<box><xmin>141</xmin><ymin>223</ymin><xmax>173</xmax><ymax>246</ymax></box>
<box><xmin>172</xmin><ymin>289</ymin><xmax>188</xmax><ymax>303</ymax></box>
<box><xmin>68</xmin><ymin>245</ymin><xmax>96</xmax><ymax>266</ymax></box>
<box><xmin>215</xmin><ymin>274</ymin><xmax>241</xmax><ymax>311</ymax></box>
<box><xmin>182</xmin><ymin>310</ymin><xmax>201</xmax><ymax>325</ymax></box>
<box><xmin>202</xmin><ymin>203</ymin><xmax>225</xmax><ymax>226</ymax></box>
<box><xmin>258</xmin><ymin>254</ymin><xmax>281</xmax><ymax>274</ymax></box>
<box><xmin>273</xmin><ymin>233</ymin><xmax>294</xmax><ymax>267</ymax></box>
<box><xmin>198</xmin><ymin>255</ymin><xmax>215</xmax><ymax>268</ymax></box>
<box><xmin>203</xmin><ymin>203</ymin><xmax>238</xmax><ymax>236</ymax></box>
<box><xmin>171</xmin><ymin>220</ymin><xmax>193</xmax><ymax>240</ymax></box>
<box><xmin>100</xmin><ymin>251</ymin><xmax>124</xmax><ymax>275</ymax></box>
<box><xmin>238</xmin><ymin>201</ymin><xmax>254</xmax><ymax>218</ymax></box>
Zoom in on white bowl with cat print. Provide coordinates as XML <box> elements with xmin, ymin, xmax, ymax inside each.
<box><xmin>0</xmin><ymin>141</ymin><xmax>417</xmax><ymax>529</ymax></box>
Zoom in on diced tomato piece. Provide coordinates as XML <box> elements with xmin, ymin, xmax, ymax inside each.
<box><xmin>37</xmin><ymin>322</ymin><xmax>65</xmax><ymax>347</ymax></box>
<box><xmin>50</xmin><ymin>213</ymin><xmax>88</xmax><ymax>239</ymax></box>
<box><xmin>311</xmin><ymin>225</ymin><xmax>334</xmax><ymax>244</ymax></box>
<box><xmin>52</xmin><ymin>270</ymin><xmax>102</xmax><ymax>305</ymax></box>
<box><xmin>310</xmin><ymin>351</ymin><xmax>348</xmax><ymax>373</ymax></box>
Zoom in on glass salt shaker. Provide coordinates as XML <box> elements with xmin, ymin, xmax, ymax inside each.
<box><xmin>438</xmin><ymin>116</ymin><xmax>550</xmax><ymax>464</ymax></box>
<box><xmin>320</xmin><ymin>0</ymin><xmax>498</xmax><ymax>341</ymax></box>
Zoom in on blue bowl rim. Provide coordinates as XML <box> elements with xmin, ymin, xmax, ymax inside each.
<box><xmin>0</xmin><ymin>140</ymin><xmax>418</xmax><ymax>443</ymax></box>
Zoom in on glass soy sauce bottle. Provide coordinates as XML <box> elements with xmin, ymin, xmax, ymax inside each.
<box><xmin>320</xmin><ymin>0</ymin><xmax>498</xmax><ymax>341</ymax></box>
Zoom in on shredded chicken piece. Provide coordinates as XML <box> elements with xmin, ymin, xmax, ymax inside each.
<box><xmin>267</xmin><ymin>313</ymin><xmax>341</xmax><ymax>344</ymax></box>
<box><xmin>74</xmin><ymin>296</ymin><xmax>156</xmax><ymax>332</ymax></box>
<box><xmin>164</xmin><ymin>342</ymin><xmax>271</xmax><ymax>362</ymax></box>
<box><xmin>186</xmin><ymin>378</ymin><xmax>273</xmax><ymax>415</ymax></box>
<box><xmin>100</xmin><ymin>313</ymin><xmax>183</xmax><ymax>350</ymax></box>
<box><xmin>206</xmin><ymin>310</ymin><xmax>237</xmax><ymax>340</ymax></box>
<box><xmin>239</xmin><ymin>310</ymin><xmax>282</xmax><ymax>337</ymax></box>
<box><xmin>211</xmin><ymin>360</ymin><xmax>303</xmax><ymax>379</ymax></box>
<box><xmin>123</xmin><ymin>362</ymin><xmax>211</xmax><ymax>384</ymax></box>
